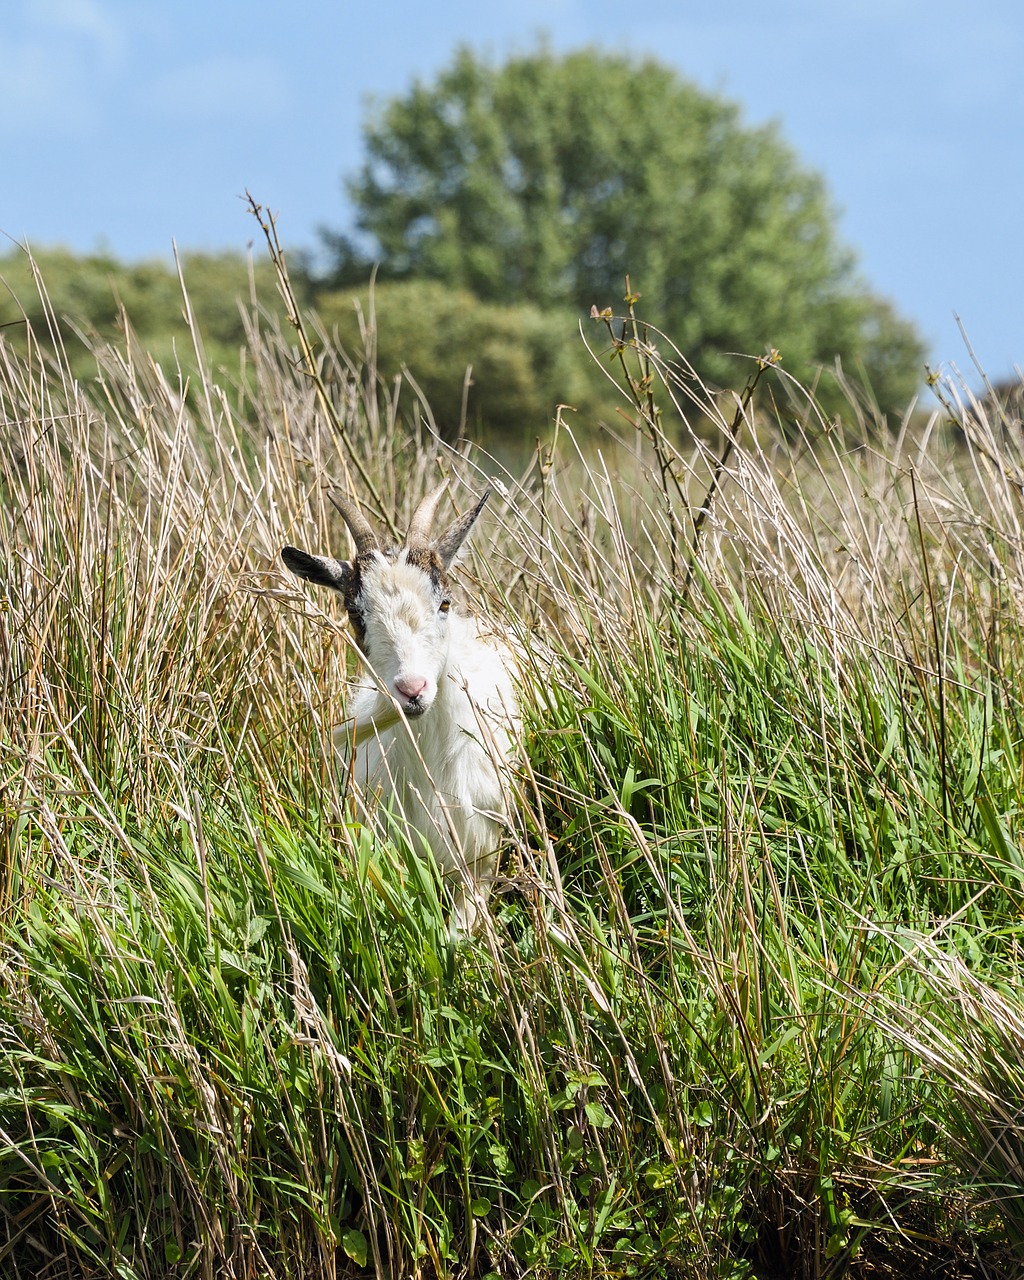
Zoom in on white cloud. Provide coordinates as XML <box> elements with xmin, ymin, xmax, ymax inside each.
<box><xmin>0</xmin><ymin>0</ymin><xmax>127</xmax><ymax>135</ymax></box>
<box><xmin>35</xmin><ymin>0</ymin><xmax>126</xmax><ymax>66</ymax></box>
<box><xmin>145</xmin><ymin>54</ymin><xmax>289</xmax><ymax>123</ymax></box>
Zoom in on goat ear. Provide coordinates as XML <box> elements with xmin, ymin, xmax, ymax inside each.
<box><xmin>281</xmin><ymin>546</ymin><xmax>352</xmax><ymax>594</ymax></box>
<box><xmin>433</xmin><ymin>491</ymin><xmax>490</xmax><ymax>569</ymax></box>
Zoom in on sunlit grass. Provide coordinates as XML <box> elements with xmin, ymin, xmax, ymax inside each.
<box><xmin>2</xmin><ymin>248</ymin><xmax>1024</xmax><ymax>1278</ymax></box>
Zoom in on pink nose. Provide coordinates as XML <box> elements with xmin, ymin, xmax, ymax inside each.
<box><xmin>395</xmin><ymin>676</ymin><xmax>428</xmax><ymax>701</ymax></box>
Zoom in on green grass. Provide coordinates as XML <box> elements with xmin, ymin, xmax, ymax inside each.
<box><xmin>3</xmin><ymin>252</ymin><xmax>1024</xmax><ymax>1278</ymax></box>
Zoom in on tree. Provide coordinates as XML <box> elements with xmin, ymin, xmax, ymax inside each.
<box><xmin>326</xmin><ymin>45</ymin><xmax>925</xmax><ymax>416</ymax></box>
<box><xmin>316</xmin><ymin>280</ymin><xmax>607</xmax><ymax>442</ymax></box>
<box><xmin>0</xmin><ymin>247</ymin><xmax>295</xmax><ymax>381</ymax></box>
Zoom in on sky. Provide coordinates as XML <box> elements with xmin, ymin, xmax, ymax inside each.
<box><xmin>4</xmin><ymin>0</ymin><xmax>1022</xmax><ymax>386</ymax></box>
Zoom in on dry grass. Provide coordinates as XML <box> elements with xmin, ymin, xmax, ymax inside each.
<box><xmin>2</xmin><ymin>244</ymin><xmax>1024</xmax><ymax>1278</ymax></box>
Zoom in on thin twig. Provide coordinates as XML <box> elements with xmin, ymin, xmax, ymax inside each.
<box><xmin>245</xmin><ymin>192</ymin><xmax>399</xmax><ymax>539</ymax></box>
<box><xmin>681</xmin><ymin>351</ymin><xmax>779</xmax><ymax>603</ymax></box>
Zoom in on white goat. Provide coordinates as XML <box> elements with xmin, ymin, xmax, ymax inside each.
<box><xmin>282</xmin><ymin>482</ymin><xmax>519</xmax><ymax>933</ymax></box>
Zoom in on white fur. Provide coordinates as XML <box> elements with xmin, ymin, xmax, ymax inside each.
<box><xmin>335</xmin><ymin>552</ymin><xmax>519</xmax><ymax>934</ymax></box>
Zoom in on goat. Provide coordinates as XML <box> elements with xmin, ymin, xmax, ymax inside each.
<box><xmin>282</xmin><ymin>481</ymin><xmax>519</xmax><ymax>934</ymax></box>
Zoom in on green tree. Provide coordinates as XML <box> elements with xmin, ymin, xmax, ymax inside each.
<box><xmin>316</xmin><ymin>279</ymin><xmax>606</xmax><ymax>443</ymax></box>
<box><xmin>327</xmin><ymin>45</ymin><xmax>925</xmax><ymax>416</ymax></box>
<box><xmin>0</xmin><ymin>247</ymin><xmax>294</xmax><ymax>381</ymax></box>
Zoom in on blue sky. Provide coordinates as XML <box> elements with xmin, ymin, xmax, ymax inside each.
<box><xmin>4</xmin><ymin>0</ymin><xmax>1022</xmax><ymax>385</ymax></box>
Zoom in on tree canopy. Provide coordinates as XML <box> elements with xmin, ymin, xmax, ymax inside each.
<box><xmin>315</xmin><ymin>280</ymin><xmax>607</xmax><ymax>443</ymax></box>
<box><xmin>0</xmin><ymin>247</ymin><xmax>293</xmax><ymax>382</ymax></box>
<box><xmin>327</xmin><ymin>46</ymin><xmax>925</xmax><ymax>415</ymax></box>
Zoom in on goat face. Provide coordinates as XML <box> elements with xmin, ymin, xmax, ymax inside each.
<box><xmin>347</xmin><ymin>547</ymin><xmax>451</xmax><ymax>715</ymax></box>
<box><xmin>282</xmin><ymin>483</ymin><xmax>487</xmax><ymax>719</ymax></box>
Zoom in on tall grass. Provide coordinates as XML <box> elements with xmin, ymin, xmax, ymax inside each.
<box><xmin>2</xmin><ymin>250</ymin><xmax>1024</xmax><ymax>1279</ymax></box>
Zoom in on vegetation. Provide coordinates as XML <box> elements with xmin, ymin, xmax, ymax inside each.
<box><xmin>0</xmin><ymin>245</ymin><xmax>613</xmax><ymax>445</ymax></box>
<box><xmin>314</xmin><ymin>279</ymin><xmax>610</xmax><ymax>443</ymax></box>
<box><xmin>2</xmin><ymin>245</ymin><xmax>1024</xmax><ymax>1280</ymax></box>
<box><xmin>325</xmin><ymin>45</ymin><xmax>927</xmax><ymax>416</ymax></box>
<box><xmin>0</xmin><ymin>245</ymin><xmax>295</xmax><ymax>383</ymax></box>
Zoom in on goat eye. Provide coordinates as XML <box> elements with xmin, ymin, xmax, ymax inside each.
<box><xmin>438</xmin><ymin>599</ymin><xmax>451</xmax><ymax>615</ymax></box>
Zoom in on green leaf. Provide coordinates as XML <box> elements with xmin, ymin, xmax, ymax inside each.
<box><xmin>585</xmin><ymin>1101</ymin><xmax>614</xmax><ymax>1129</ymax></box>
<box><xmin>342</xmin><ymin>1228</ymin><xmax>368</xmax><ymax>1268</ymax></box>
<box><xmin>693</xmin><ymin>1101</ymin><xmax>714</xmax><ymax>1128</ymax></box>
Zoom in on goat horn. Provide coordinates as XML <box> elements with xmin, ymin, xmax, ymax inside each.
<box><xmin>328</xmin><ymin>489</ymin><xmax>379</xmax><ymax>557</ymax></box>
<box><xmin>433</xmin><ymin>490</ymin><xmax>490</xmax><ymax>569</ymax></box>
<box><xmin>405</xmin><ymin>478</ymin><xmax>451</xmax><ymax>547</ymax></box>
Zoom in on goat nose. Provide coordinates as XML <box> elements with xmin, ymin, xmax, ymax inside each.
<box><xmin>395</xmin><ymin>676</ymin><xmax>428</xmax><ymax>701</ymax></box>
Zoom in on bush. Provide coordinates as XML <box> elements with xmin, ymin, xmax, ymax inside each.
<box><xmin>0</xmin><ymin>246</ymin><xmax>295</xmax><ymax>381</ymax></box>
<box><xmin>315</xmin><ymin>278</ymin><xmax>611</xmax><ymax>444</ymax></box>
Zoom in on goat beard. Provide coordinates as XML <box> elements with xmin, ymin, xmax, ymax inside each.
<box><xmin>332</xmin><ymin>697</ymin><xmax>408</xmax><ymax>749</ymax></box>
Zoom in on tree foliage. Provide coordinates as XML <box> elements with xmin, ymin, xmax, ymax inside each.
<box><xmin>0</xmin><ymin>247</ymin><xmax>294</xmax><ymax>381</ymax></box>
<box><xmin>0</xmin><ymin>246</ymin><xmax>610</xmax><ymax>444</ymax></box>
<box><xmin>316</xmin><ymin>280</ymin><xmax>607</xmax><ymax>443</ymax></box>
<box><xmin>328</xmin><ymin>45</ymin><xmax>926</xmax><ymax>416</ymax></box>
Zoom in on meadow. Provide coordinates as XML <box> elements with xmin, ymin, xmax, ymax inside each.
<box><xmin>2</xmin><ymin>243</ymin><xmax>1024</xmax><ymax>1280</ymax></box>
